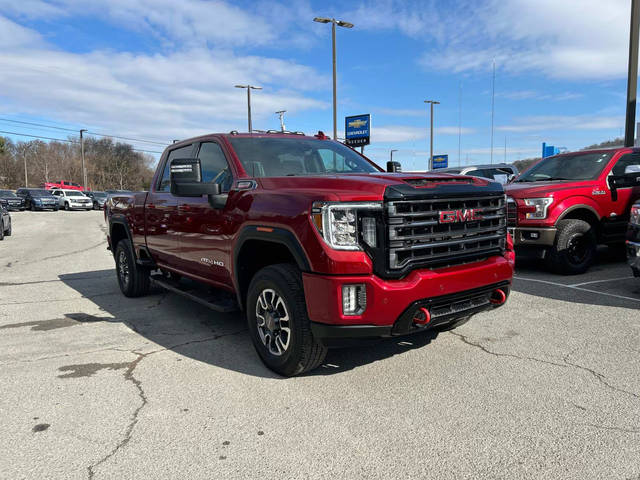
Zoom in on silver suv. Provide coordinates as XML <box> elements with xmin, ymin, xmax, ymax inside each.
<box><xmin>434</xmin><ymin>164</ymin><xmax>519</xmax><ymax>184</ymax></box>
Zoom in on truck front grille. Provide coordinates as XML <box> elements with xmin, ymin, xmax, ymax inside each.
<box><xmin>386</xmin><ymin>194</ymin><xmax>506</xmax><ymax>271</ymax></box>
<box><xmin>506</xmin><ymin>197</ymin><xmax>517</xmax><ymax>227</ymax></box>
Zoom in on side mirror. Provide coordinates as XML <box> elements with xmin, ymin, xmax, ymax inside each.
<box><xmin>507</xmin><ymin>174</ymin><xmax>516</xmax><ymax>183</ymax></box>
<box><xmin>170</xmin><ymin>158</ymin><xmax>220</xmax><ymax>197</ymax></box>
<box><xmin>387</xmin><ymin>161</ymin><xmax>402</xmax><ymax>173</ymax></box>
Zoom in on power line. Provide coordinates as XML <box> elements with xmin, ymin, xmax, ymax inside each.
<box><xmin>0</xmin><ymin>129</ymin><xmax>163</xmax><ymax>154</ymax></box>
<box><xmin>0</xmin><ymin>117</ymin><xmax>169</xmax><ymax>146</ymax></box>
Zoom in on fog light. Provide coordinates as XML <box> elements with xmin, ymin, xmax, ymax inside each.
<box><xmin>342</xmin><ymin>284</ymin><xmax>366</xmax><ymax>316</ymax></box>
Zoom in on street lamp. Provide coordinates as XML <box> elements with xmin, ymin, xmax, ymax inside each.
<box><xmin>625</xmin><ymin>0</ymin><xmax>640</xmax><ymax>147</ymax></box>
<box><xmin>424</xmin><ymin>100</ymin><xmax>440</xmax><ymax>170</ymax></box>
<box><xmin>390</xmin><ymin>149</ymin><xmax>398</xmax><ymax>162</ymax></box>
<box><xmin>80</xmin><ymin>129</ymin><xmax>87</xmax><ymax>188</ymax></box>
<box><xmin>276</xmin><ymin>110</ymin><xmax>286</xmax><ymax>132</ymax></box>
<box><xmin>313</xmin><ymin>17</ymin><xmax>354</xmax><ymax>141</ymax></box>
<box><xmin>235</xmin><ymin>85</ymin><xmax>262</xmax><ymax>133</ymax></box>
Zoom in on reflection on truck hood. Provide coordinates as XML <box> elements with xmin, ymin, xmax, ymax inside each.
<box><xmin>257</xmin><ymin>173</ymin><xmax>489</xmax><ymax>201</ymax></box>
<box><xmin>505</xmin><ymin>180</ymin><xmax>597</xmax><ymax>198</ymax></box>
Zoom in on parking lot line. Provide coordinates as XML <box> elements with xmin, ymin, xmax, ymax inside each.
<box><xmin>514</xmin><ymin>276</ymin><xmax>640</xmax><ymax>303</ymax></box>
<box><xmin>570</xmin><ymin>277</ymin><xmax>634</xmax><ymax>287</ymax></box>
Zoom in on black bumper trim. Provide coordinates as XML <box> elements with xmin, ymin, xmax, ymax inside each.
<box><xmin>310</xmin><ymin>323</ymin><xmax>392</xmax><ymax>341</ymax></box>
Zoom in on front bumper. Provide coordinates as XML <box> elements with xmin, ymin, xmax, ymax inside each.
<box><xmin>304</xmin><ymin>255</ymin><xmax>514</xmax><ymax>342</ymax></box>
<box><xmin>69</xmin><ymin>202</ymin><xmax>92</xmax><ymax>209</ymax></box>
<box><xmin>508</xmin><ymin>226</ymin><xmax>556</xmax><ymax>246</ymax></box>
<box><xmin>628</xmin><ymin>240</ymin><xmax>640</xmax><ymax>276</ymax></box>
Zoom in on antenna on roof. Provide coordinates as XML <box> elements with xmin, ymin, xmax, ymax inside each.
<box><xmin>275</xmin><ymin>110</ymin><xmax>286</xmax><ymax>132</ymax></box>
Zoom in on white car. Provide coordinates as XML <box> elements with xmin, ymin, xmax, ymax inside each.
<box><xmin>51</xmin><ymin>189</ymin><xmax>93</xmax><ymax>211</ymax></box>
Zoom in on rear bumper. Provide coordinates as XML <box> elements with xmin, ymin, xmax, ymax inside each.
<box><xmin>508</xmin><ymin>226</ymin><xmax>556</xmax><ymax>246</ymax></box>
<box><xmin>304</xmin><ymin>254</ymin><xmax>514</xmax><ymax>341</ymax></box>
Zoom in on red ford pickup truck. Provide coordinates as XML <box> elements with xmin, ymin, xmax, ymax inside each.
<box><xmin>506</xmin><ymin>147</ymin><xmax>640</xmax><ymax>274</ymax></box>
<box><xmin>106</xmin><ymin>132</ymin><xmax>514</xmax><ymax>375</ymax></box>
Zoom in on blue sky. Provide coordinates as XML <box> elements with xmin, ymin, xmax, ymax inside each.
<box><xmin>0</xmin><ymin>0</ymin><xmax>634</xmax><ymax>170</ymax></box>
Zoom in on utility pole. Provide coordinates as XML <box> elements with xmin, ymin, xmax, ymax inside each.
<box><xmin>23</xmin><ymin>146</ymin><xmax>28</xmax><ymax>187</ymax></box>
<box><xmin>276</xmin><ymin>110</ymin><xmax>286</xmax><ymax>132</ymax></box>
<box><xmin>235</xmin><ymin>85</ymin><xmax>262</xmax><ymax>132</ymax></box>
<box><xmin>80</xmin><ymin>129</ymin><xmax>87</xmax><ymax>188</ymax></box>
<box><xmin>314</xmin><ymin>17</ymin><xmax>354</xmax><ymax>141</ymax></box>
<box><xmin>504</xmin><ymin>137</ymin><xmax>507</xmax><ymax>163</ymax></box>
<box><xmin>490</xmin><ymin>59</ymin><xmax>496</xmax><ymax>164</ymax></box>
<box><xmin>424</xmin><ymin>100</ymin><xmax>440</xmax><ymax>170</ymax></box>
<box><xmin>458</xmin><ymin>81</ymin><xmax>462</xmax><ymax>167</ymax></box>
<box><xmin>625</xmin><ymin>0</ymin><xmax>640</xmax><ymax>147</ymax></box>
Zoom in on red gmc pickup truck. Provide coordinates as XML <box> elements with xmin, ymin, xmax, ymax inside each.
<box><xmin>106</xmin><ymin>132</ymin><xmax>514</xmax><ymax>375</ymax></box>
<box><xmin>506</xmin><ymin>147</ymin><xmax>640</xmax><ymax>274</ymax></box>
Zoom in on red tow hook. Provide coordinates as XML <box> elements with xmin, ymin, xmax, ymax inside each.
<box><xmin>490</xmin><ymin>288</ymin><xmax>507</xmax><ymax>305</ymax></box>
<box><xmin>412</xmin><ymin>307</ymin><xmax>431</xmax><ymax>326</ymax></box>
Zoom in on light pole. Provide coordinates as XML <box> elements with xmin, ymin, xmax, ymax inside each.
<box><xmin>625</xmin><ymin>0</ymin><xmax>640</xmax><ymax>147</ymax></box>
<box><xmin>235</xmin><ymin>85</ymin><xmax>262</xmax><ymax>133</ymax></box>
<box><xmin>390</xmin><ymin>149</ymin><xmax>398</xmax><ymax>162</ymax></box>
<box><xmin>22</xmin><ymin>145</ymin><xmax>29</xmax><ymax>187</ymax></box>
<box><xmin>424</xmin><ymin>100</ymin><xmax>440</xmax><ymax>170</ymax></box>
<box><xmin>80</xmin><ymin>129</ymin><xmax>87</xmax><ymax>188</ymax></box>
<box><xmin>276</xmin><ymin>110</ymin><xmax>287</xmax><ymax>132</ymax></box>
<box><xmin>313</xmin><ymin>17</ymin><xmax>354</xmax><ymax>141</ymax></box>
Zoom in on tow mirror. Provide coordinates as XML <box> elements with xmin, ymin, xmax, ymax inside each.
<box><xmin>387</xmin><ymin>161</ymin><xmax>402</xmax><ymax>173</ymax></box>
<box><xmin>170</xmin><ymin>158</ymin><xmax>220</xmax><ymax>197</ymax></box>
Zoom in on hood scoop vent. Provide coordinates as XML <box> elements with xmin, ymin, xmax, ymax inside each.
<box><xmin>404</xmin><ymin>177</ymin><xmax>473</xmax><ymax>187</ymax></box>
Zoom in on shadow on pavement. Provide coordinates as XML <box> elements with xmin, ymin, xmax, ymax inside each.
<box><xmin>513</xmin><ymin>246</ymin><xmax>640</xmax><ymax>310</ymax></box>
<box><xmin>58</xmin><ymin>269</ymin><xmax>442</xmax><ymax>378</ymax></box>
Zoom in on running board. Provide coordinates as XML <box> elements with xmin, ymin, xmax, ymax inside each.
<box><xmin>150</xmin><ymin>274</ymin><xmax>238</xmax><ymax>313</ymax></box>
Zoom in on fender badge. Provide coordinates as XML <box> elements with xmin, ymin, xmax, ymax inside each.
<box><xmin>591</xmin><ymin>189</ymin><xmax>606</xmax><ymax>195</ymax></box>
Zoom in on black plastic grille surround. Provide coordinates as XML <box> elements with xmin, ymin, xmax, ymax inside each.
<box><xmin>506</xmin><ymin>196</ymin><xmax>517</xmax><ymax>227</ymax></box>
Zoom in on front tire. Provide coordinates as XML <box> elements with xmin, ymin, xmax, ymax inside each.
<box><xmin>0</xmin><ymin>219</ymin><xmax>4</xmax><ymax>241</ymax></box>
<box><xmin>64</xmin><ymin>202</ymin><xmax>70</xmax><ymax>211</ymax></box>
<box><xmin>246</xmin><ymin>264</ymin><xmax>327</xmax><ymax>376</ymax></box>
<box><xmin>5</xmin><ymin>219</ymin><xmax>11</xmax><ymax>237</ymax></box>
<box><xmin>546</xmin><ymin>219</ymin><xmax>596</xmax><ymax>275</ymax></box>
<box><xmin>115</xmin><ymin>240</ymin><xmax>150</xmax><ymax>297</ymax></box>
<box><xmin>93</xmin><ymin>202</ymin><xmax>99</xmax><ymax>210</ymax></box>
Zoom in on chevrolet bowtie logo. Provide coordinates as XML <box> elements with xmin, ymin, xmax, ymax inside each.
<box><xmin>348</xmin><ymin>119</ymin><xmax>368</xmax><ymax>128</ymax></box>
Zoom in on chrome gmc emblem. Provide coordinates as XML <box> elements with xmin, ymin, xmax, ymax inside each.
<box><xmin>439</xmin><ymin>208</ymin><xmax>483</xmax><ymax>223</ymax></box>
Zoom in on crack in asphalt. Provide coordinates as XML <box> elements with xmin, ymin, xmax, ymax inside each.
<box><xmin>0</xmin><ymin>291</ymin><xmax>118</xmax><ymax>306</ymax></box>
<box><xmin>576</xmin><ymin>423</ymin><xmax>640</xmax><ymax>435</ymax></box>
<box><xmin>0</xmin><ymin>273</ymin><xmax>113</xmax><ymax>287</ymax></box>
<box><xmin>19</xmin><ymin>241</ymin><xmax>106</xmax><ymax>267</ymax></box>
<box><xmin>85</xmin><ymin>329</ymin><xmax>246</xmax><ymax>479</ymax></box>
<box><xmin>450</xmin><ymin>331</ymin><xmax>640</xmax><ymax>401</ymax></box>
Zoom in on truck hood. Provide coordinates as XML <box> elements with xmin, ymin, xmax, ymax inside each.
<box><xmin>257</xmin><ymin>172</ymin><xmax>494</xmax><ymax>201</ymax></box>
<box><xmin>505</xmin><ymin>180</ymin><xmax>597</xmax><ymax>199</ymax></box>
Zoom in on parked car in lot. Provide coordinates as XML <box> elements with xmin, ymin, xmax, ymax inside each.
<box><xmin>434</xmin><ymin>164</ymin><xmax>519</xmax><ymax>185</ymax></box>
<box><xmin>0</xmin><ymin>200</ymin><xmax>11</xmax><ymax>240</ymax></box>
<box><xmin>505</xmin><ymin>148</ymin><xmax>640</xmax><ymax>274</ymax></box>
<box><xmin>51</xmin><ymin>189</ymin><xmax>93</xmax><ymax>210</ymax></box>
<box><xmin>627</xmin><ymin>203</ymin><xmax>640</xmax><ymax>278</ymax></box>
<box><xmin>106</xmin><ymin>131</ymin><xmax>514</xmax><ymax>376</ymax></box>
<box><xmin>41</xmin><ymin>180</ymin><xmax>87</xmax><ymax>192</ymax></box>
<box><xmin>84</xmin><ymin>191</ymin><xmax>108</xmax><ymax>209</ymax></box>
<box><xmin>16</xmin><ymin>188</ymin><xmax>59</xmax><ymax>211</ymax></box>
<box><xmin>0</xmin><ymin>190</ymin><xmax>25</xmax><ymax>211</ymax></box>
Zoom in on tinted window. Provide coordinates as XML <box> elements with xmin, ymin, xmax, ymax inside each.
<box><xmin>228</xmin><ymin>137</ymin><xmax>380</xmax><ymax>177</ymax></box>
<box><xmin>517</xmin><ymin>152</ymin><xmax>613</xmax><ymax>182</ymax></box>
<box><xmin>197</xmin><ymin>142</ymin><xmax>233</xmax><ymax>192</ymax></box>
<box><xmin>611</xmin><ymin>153</ymin><xmax>640</xmax><ymax>176</ymax></box>
<box><xmin>29</xmin><ymin>189</ymin><xmax>53</xmax><ymax>196</ymax></box>
<box><xmin>157</xmin><ymin>145</ymin><xmax>193</xmax><ymax>192</ymax></box>
<box><xmin>0</xmin><ymin>190</ymin><xmax>16</xmax><ymax>197</ymax></box>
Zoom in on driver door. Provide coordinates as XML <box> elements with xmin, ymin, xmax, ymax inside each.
<box><xmin>604</xmin><ymin>152</ymin><xmax>640</xmax><ymax>238</ymax></box>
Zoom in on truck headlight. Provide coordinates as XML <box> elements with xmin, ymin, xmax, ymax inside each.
<box><xmin>311</xmin><ymin>201</ymin><xmax>382</xmax><ymax>250</ymax></box>
<box><xmin>631</xmin><ymin>205</ymin><xmax>640</xmax><ymax>226</ymax></box>
<box><xmin>523</xmin><ymin>197</ymin><xmax>553</xmax><ymax>219</ymax></box>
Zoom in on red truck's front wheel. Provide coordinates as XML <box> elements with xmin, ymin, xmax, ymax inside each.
<box><xmin>246</xmin><ymin>264</ymin><xmax>327</xmax><ymax>376</ymax></box>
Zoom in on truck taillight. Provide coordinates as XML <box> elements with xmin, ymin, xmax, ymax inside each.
<box><xmin>631</xmin><ymin>205</ymin><xmax>640</xmax><ymax>225</ymax></box>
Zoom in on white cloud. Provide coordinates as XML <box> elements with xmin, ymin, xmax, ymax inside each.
<box><xmin>497</xmin><ymin>115</ymin><xmax>621</xmax><ymax>133</ymax></box>
<box><xmin>420</xmin><ymin>0</ymin><xmax>631</xmax><ymax>80</ymax></box>
<box><xmin>369</xmin><ymin>124</ymin><xmax>474</xmax><ymax>143</ymax></box>
<box><xmin>0</xmin><ymin>15</ymin><xmax>329</xmax><ymax>143</ymax></box>
<box><xmin>497</xmin><ymin>90</ymin><xmax>583</xmax><ymax>101</ymax></box>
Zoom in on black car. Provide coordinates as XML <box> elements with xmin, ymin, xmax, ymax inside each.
<box><xmin>0</xmin><ymin>190</ymin><xmax>25</xmax><ymax>211</ymax></box>
<box><xmin>628</xmin><ymin>203</ymin><xmax>640</xmax><ymax>278</ymax></box>
<box><xmin>15</xmin><ymin>188</ymin><xmax>59</xmax><ymax>211</ymax></box>
<box><xmin>0</xmin><ymin>199</ymin><xmax>12</xmax><ymax>240</ymax></box>
<box><xmin>84</xmin><ymin>191</ymin><xmax>108</xmax><ymax>209</ymax></box>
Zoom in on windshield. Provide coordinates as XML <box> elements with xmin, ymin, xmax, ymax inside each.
<box><xmin>66</xmin><ymin>191</ymin><xmax>85</xmax><ymax>197</ymax></box>
<box><xmin>517</xmin><ymin>152</ymin><xmax>613</xmax><ymax>182</ymax></box>
<box><xmin>30</xmin><ymin>189</ymin><xmax>53</xmax><ymax>196</ymax></box>
<box><xmin>0</xmin><ymin>190</ymin><xmax>17</xmax><ymax>197</ymax></box>
<box><xmin>228</xmin><ymin>137</ymin><xmax>381</xmax><ymax>177</ymax></box>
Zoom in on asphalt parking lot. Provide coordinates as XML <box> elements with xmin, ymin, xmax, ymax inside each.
<box><xmin>1</xmin><ymin>211</ymin><xmax>639</xmax><ymax>479</ymax></box>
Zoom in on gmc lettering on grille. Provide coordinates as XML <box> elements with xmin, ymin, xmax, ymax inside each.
<box><xmin>439</xmin><ymin>209</ymin><xmax>484</xmax><ymax>223</ymax></box>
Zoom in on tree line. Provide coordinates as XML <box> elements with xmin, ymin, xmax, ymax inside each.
<box><xmin>0</xmin><ymin>136</ymin><xmax>157</xmax><ymax>191</ymax></box>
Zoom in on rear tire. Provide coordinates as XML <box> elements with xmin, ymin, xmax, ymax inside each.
<box><xmin>5</xmin><ymin>219</ymin><xmax>11</xmax><ymax>236</ymax></box>
<box><xmin>115</xmin><ymin>240</ymin><xmax>150</xmax><ymax>297</ymax></box>
<box><xmin>246</xmin><ymin>264</ymin><xmax>327</xmax><ymax>376</ymax></box>
<box><xmin>30</xmin><ymin>202</ymin><xmax>35</xmax><ymax>211</ymax></box>
<box><xmin>0</xmin><ymin>219</ymin><xmax>4</xmax><ymax>241</ymax></box>
<box><xmin>93</xmin><ymin>202</ymin><xmax>99</xmax><ymax>210</ymax></box>
<box><xmin>546</xmin><ymin>219</ymin><xmax>596</xmax><ymax>275</ymax></box>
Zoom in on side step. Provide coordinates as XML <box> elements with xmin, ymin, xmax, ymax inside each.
<box><xmin>150</xmin><ymin>274</ymin><xmax>239</xmax><ymax>313</ymax></box>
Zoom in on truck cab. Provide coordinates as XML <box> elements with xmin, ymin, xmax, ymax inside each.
<box><xmin>106</xmin><ymin>132</ymin><xmax>514</xmax><ymax>376</ymax></box>
<box><xmin>506</xmin><ymin>148</ymin><xmax>640</xmax><ymax>274</ymax></box>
